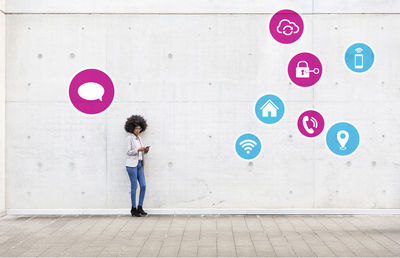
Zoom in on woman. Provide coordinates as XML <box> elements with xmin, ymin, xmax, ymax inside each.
<box><xmin>124</xmin><ymin>115</ymin><xmax>150</xmax><ymax>217</ymax></box>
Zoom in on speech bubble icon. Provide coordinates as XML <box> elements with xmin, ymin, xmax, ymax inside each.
<box><xmin>77</xmin><ymin>82</ymin><xmax>105</xmax><ymax>101</ymax></box>
<box><xmin>69</xmin><ymin>69</ymin><xmax>114</xmax><ymax>114</ymax></box>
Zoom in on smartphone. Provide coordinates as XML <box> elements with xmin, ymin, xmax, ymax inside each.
<box><xmin>354</xmin><ymin>54</ymin><xmax>363</xmax><ymax>69</ymax></box>
<box><xmin>146</xmin><ymin>146</ymin><xmax>150</xmax><ymax>148</ymax></box>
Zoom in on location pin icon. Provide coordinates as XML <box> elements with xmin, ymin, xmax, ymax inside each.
<box><xmin>337</xmin><ymin>130</ymin><xmax>349</xmax><ymax>150</ymax></box>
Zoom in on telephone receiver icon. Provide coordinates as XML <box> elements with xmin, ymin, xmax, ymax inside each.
<box><xmin>302</xmin><ymin>116</ymin><xmax>314</xmax><ymax>134</ymax></box>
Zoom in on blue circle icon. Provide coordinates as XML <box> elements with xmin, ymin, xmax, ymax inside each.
<box><xmin>345</xmin><ymin>43</ymin><xmax>374</xmax><ymax>73</ymax></box>
<box><xmin>255</xmin><ymin>94</ymin><xmax>285</xmax><ymax>124</ymax></box>
<box><xmin>235</xmin><ymin>133</ymin><xmax>262</xmax><ymax>160</ymax></box>
<box><xmin>326</xmin><ymin>122</ymin><xmax>360</xmax><ymax>156</ymax></box>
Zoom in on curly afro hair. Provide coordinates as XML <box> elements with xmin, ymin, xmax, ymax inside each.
<box><xmin>124</xmin><ymin>115</ymin><xmax>148</xmax><ymax>134</ymax></box>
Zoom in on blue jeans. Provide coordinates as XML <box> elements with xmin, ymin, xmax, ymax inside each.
<box><xmin>126</xmin><ymin>160</ymin><xmax>146</xmax><ymax>207</ymax></box>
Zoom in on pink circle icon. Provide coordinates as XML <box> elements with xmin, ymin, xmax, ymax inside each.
<box><xmin>69</xmin><ymin>69</ymin><xmax>115</xmax><ymax>115</ymax></box>
<box><xmin>297</xmin><ymin>110</ymin><xmax>325</xmax><ymax>137</ymax></box>
<box><xmin>288</xmin><ymin>52</ymin><xmax>322</xmax><ymax>87</ymax></box>
<box><xmin>269</xmin><ymin>9</ymin><xmax>304</xmax><ymax>44</ymax></box>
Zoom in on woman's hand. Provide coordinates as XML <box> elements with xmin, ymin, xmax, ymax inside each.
<box><xmin>138</xmin><ymin>147</ymin><xmax>147</xmax><ymax>151</ymax></box>
<box><xmin>144</xmin><ymin>147</ymin><xmax>150</xmax><ymax>153</ymax></box>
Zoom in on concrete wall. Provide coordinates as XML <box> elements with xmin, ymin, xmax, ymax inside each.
<box><xmin>4</xmin><ymin>0</ymin><xmax>400</xmax><ymax>213</ymax></box>
<box><xmin>0</xmin><ymin>0</ymin><xmax>5</xmax><ymax>216</ymax></box>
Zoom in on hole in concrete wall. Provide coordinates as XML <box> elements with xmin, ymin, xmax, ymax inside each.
<box><xmin>128</xmin><ymin>27</ymin><xmax>132</xmax><ymax>30</ymax></box>
<box><xmin>81</xmin><ymin>192</ymin><xmax>85</xmax><ymax>195</ymax></box>
<box><xmin>208</xmin><ymin>27</ymin><xmax>212</xmax><ymax>30</ymax></box>
<box><xmin>81</xmin><ymin>136</ymin><xmax>85</xmax><ymax>139</ymax></box>
<box><xmin>70</xmin><ymin>53</ymin><xmax>75</xmax><ymax>59</ymax></box>
<box><xmin>129</xmin><ymin>82</ymin><xmax>132</xmax><ymax>86</ymax></box>
<box><xmin>382</xmin><ymin>134</ymin><xmax>385</xmax><ymax>138</ymax></box>
<box><xmin>346</xmin><ymin>161</ymin><xmax>351</xmax><ymax>167</ymax></box>
<box><xmin>168</xmin><ymin>53</ymin><xmax>173</xmax><ymax>59</ymax></box>
<box><xmin>288</xmin><ymin>134</ymin><xmax>293</xmax><ymax>138</ymax></box>
<box><xmin>248</xmin><ymin>53</ymin><xmax>252</xmax><ymax>56</ymax></box>
<box><xmin>381</xmin><ymin>26</ymin><xmax>384</xmax><ymax>30</ymax></box>
<box><xmin>208</xmin><ymin>135</ymin><xmax>212</xmax><ymax>138</ymax></box>
<box><xmin>37</xmin><ymin>53</ymin><xmax>43</xmax><ymax>59</ymax></box>
<box><xmin>27</xmin><ymin>83</ymin><xmax>31</xmax><ymax>86</ymax></box>
<box><xmin>168</xmin><ymin>162</ymin><xmax>173</xmax><ymax>168</ymax></box>
<box><xmin>81</xmin><ymin>27</ymin><xmax>85</xmax><ymax>30</ymax></box>
<box><xmin>37</xmin><ymin>162</ymin><xmax>42</xmax><ymax>167</ymax></box>
<box><xmin>248</xmin><ymin>161</ymin><xmax>253</xmax><ymax>167</ymax></box>
<box><xmin>27</xmin><ymin>27</ymin><xmax>31</xmax><ymax>30</ymax></box>
<box><xmin>334</xmin><ymin>26</ymin><xmax>338</xmax><ymax>30</ymax></box>
<box><xmin>209</xmin><ymin>82</ymin><xmax>212</xmax><ymax>86</ymax></box>
<box><xmin>382</xmin><ymin>189</ymin><xmax>386</xmax><ymax>193</ymax></box>
<box><xmin>289</xmin><ymin>190</ymin><xmax>293</xmax><ymax>194</ymax></box>
<box><xmin>27</xmin><ymin>135</ymin><xmax>30</xmax><ymax>139</ymax></box>
<box><xmin>372</xmin><ymin>161</ymin><xmax>377</xmax><ymax>166</ymax></box>
<box><xmin>335</xmin><ymin>82</ymin><xmax>338</xmax><ymax>85</ymax></box>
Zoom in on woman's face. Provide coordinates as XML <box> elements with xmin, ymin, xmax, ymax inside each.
<box><xmin>133</xmin><ymin>125</ymin><xmax>142</xmax><ymax>136</ymax></box>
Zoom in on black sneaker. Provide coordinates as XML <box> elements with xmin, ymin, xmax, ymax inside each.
<box><xmin>134</xmin><ymin>209</ymin><xmax>142</xmax><ymax>217</ymax></box>
<box><xmin>131</xmin><ymin>207</ymin><xmax>142</xmax><ymax>217</ymax></box>
<box><xmin>137</xmin><ymin>206</ymin><xmax>148</xmax><ymax>216</ymax></box>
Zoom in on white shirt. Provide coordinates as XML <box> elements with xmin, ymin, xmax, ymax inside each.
<box><xmin>132</xmin><ymin>135</ymin><xmax>144</xmax><ymax>160</ymax></box>
<box><xmin>126</xmin><ymin>134</ymin><xmax>146</xmax><ymax>167</ymax></box>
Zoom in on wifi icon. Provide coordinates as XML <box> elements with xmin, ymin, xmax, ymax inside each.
<box><xmin>355</xmin><ymin>47</ymin><xmax>363</xmax><ymax>53</ymax></box>
<box><xmin>235</xmin><ymin>133</ymin><xmax>262</xmax><ymax>160</ymax></box>
<box><xmin>239</xmin><ymin>139</ymin><xmax>257</xmax><ymax>154</ymax></box>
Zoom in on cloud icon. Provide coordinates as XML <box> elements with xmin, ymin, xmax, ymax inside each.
<box><xmin>276</xmin><ymin>19</ymin><xmax>300</xmax><ymax>36</ymax></box>
<box><xmin>77</xmin><ymin>82</ymin><xmax>105</xmax><ymax>101</ymax></box>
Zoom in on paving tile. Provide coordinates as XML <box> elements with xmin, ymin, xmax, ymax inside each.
<box><xmin>0</xmin><ymin>214</ymin><xmax>398</xmax><ymax>257</ymax></box>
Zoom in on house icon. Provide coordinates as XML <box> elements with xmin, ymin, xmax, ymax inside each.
<box><xmin>260</xmin><ymin>99</ymin><xmax>279</xmax><ymax>117</ymax></box>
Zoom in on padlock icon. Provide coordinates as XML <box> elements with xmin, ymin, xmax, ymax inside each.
<box><xmin>296</xmin><ymin>61</ymin><xmax>310</xmax><ymax>78</ymax></box>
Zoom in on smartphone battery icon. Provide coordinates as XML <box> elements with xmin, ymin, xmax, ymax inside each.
<box><xmin>355</xmin><ymin>54</ymin><xmax>363</xmax><ymax>69</ymax></box>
